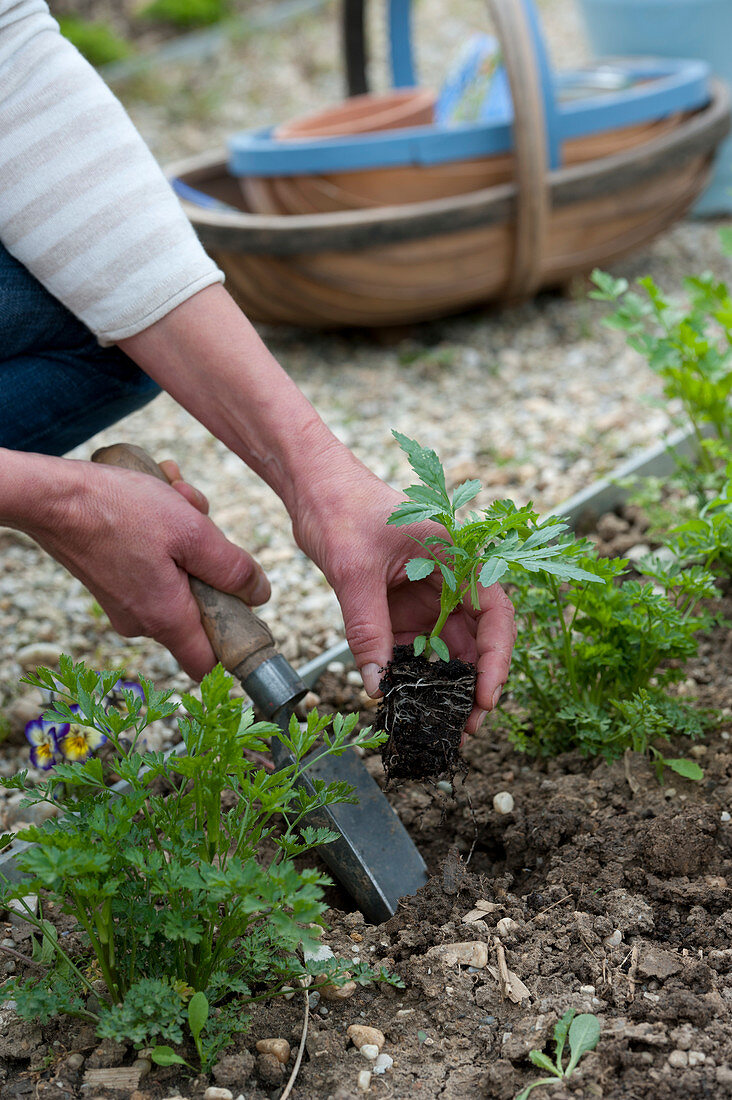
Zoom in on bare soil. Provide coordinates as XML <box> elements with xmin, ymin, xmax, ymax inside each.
<box><xmin>1</xmin><ymin>550</ymin><xmax>730</xmax><ymax>1099</ymax></box>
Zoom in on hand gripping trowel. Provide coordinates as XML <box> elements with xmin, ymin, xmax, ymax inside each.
<box><xmin>90</xmin><ymin>444</ymin><xmax>428</xmax><ymax>922</ymax></box>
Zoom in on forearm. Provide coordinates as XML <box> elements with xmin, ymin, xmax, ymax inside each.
<box><xmin>118</xmin><ymin>285</ymin><xmax>370</xmax><ymax>522</ymax></box>
<box><xmin>0</xmin><ymin>448</ymin><xmax>78</xmax><ymax>538</ymax></box>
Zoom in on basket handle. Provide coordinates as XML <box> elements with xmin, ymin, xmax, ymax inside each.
<box><xmin>486</xmin><ymin>0</ymin><xmax>553</xmax><ymax>298</ymax></box>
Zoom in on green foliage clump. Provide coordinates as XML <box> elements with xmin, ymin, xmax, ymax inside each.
<box><xmin>0</xmin><ymin>660</ymin><xmax>398</xmax><ymax>1068</ymax></box>
<box><xmin>137</xmin><ymin>0</ymin><xmax>230</xmax><ymax>28</ymax></box>
<box><xmin>57</xmin><ymin>17</ymin><xmax>132</xmax><ymax>66</ymax></box>
<box><xmin>506</xmin><ymin>542</ymin><xmax>717</xmax><ymax>778</ymax></box>
<box><xmin>591</xmin><ymin>248</ymin><xmax>732</xmax><ymax>579</ymax></box>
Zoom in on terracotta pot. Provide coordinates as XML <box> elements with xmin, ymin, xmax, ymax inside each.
<box><xmin>274</xmin><ymin>88</ymin><xmax>436</xmax><ymax>140</ymax></box>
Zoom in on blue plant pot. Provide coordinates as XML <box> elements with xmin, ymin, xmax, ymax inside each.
<box><xmin>578</xmin><ymin>0</ymin><xmax>732</xmax><ymax>214</ymax></box>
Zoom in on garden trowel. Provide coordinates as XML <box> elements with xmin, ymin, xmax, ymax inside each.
<box><xmin>91</xmin><ymin>444</ymin><xmax>428</xmax><ymax>922</ymax></box>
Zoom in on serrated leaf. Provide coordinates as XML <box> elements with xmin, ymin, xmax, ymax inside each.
<box><xmin>566</xmin><ymin>1013</ymin><xmax>601</xmax><ymax>1075</ymax></box>
<box><xmin>392</xmin><ymin>430</ymin><xmax>448</xmax><ymax>500</ymax></box>
<box><xmin>528</xmin><ymin>1050</ymin><xmax>562</xmax><ymax>1076</ymax></box>
<box><xmin>406</xmin><ymin>557</ymin><xmax>435</xmax><ymax>581</ymax></box>
<box><xmin>664</xmin><ymin>757</ymin><xmax>704</xmax><ymax>781</ymax></box>
<box><xmin>430</xmin><ymin>636</ymin><xmax>450</xmax><ymax>662</ymax></box>
<box><xmin>452</xmin><ymin>479</ymin><xmax>482</xmax><ymax>511</ymax></box>
<box><xmin>387</xmin><ymin>502</ymin><xmax>443</xmax><ymax>526</ymax></box>
<box><xmin>479</xmin><ymin>558</ymin><xmax>508</xmax><ymax>588</ymax></box>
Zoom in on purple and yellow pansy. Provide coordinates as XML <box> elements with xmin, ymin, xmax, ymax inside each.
<box><xmin>24</xmin><ymin>718</ymin><xmax>62</xmax><ymax>771</ymax></box>
<box><xmin>56</xmin><ymin>705</ymin><xmax>108</xmax><ymax>763</ymax></box>
<box><xmin>24</xmin><ymin>677</ymin><xmax>143</xmax><ymax>770</ymax></box>
<box><xmin>25</xmin><ymin>704</ymin><xmax>107</xmax><ymax>768</ymax></box>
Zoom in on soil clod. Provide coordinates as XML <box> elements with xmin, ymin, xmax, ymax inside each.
<box><xmin>376</xmin><ymin>645</ymin><xmax>477</xmax><ymax>783</ymax></box>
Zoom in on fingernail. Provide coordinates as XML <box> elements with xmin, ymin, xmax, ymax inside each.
<box><xmin>361</xmin><ymin>663</ymin><xmax>382</xmax><ymax>698</ymax></box>
<box><xmin>491</xmin><ymin>684</ymin><xmax>505</xmax><ymax>710</ymax></box>
<box><xmin>473</xmin><ymin>709</ymin><xmax>487</xmax><ymax>731</ymax></box>
<box><xmin>238</xmin><ymin>568</ymin><xmax>270</xmax><ymax>607</ymax></box>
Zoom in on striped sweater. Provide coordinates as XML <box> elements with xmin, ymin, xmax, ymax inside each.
<box><xmin>0</xmin><ymin>0</ymin><xmax>223</xmax><ymax>343</ymax></box>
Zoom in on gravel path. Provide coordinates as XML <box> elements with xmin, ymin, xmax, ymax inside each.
<box><xmin>2</xmin><ymin>0</ymin><xmax>731</xmax><ymax>801</ymax></box>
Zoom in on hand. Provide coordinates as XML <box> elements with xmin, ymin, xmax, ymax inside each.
<box><xmin>291</xmin><ymin>462</ymin><xmax>516</xmax><ymax>737</ymax></box>
<box><xmin>12</xmin><ymin>453</ymin><xmax>270</xmax><ymax>680</ymax></box>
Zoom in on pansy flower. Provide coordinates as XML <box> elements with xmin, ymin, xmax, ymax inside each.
<box><xmin>24</xmin><ymin>718</ymin><xmax>61</xmax><ymax>771</ymax></box>
<box><xmin>56</xmin><ymin>704</ymin><xmax>107</xmax><ymax>763</ymax></box>
<box><xmin>105</xmin><ymin>679</ymin><xmax>145</xmax><ymax>715</ymax></box>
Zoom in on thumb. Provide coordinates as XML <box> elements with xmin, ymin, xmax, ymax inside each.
<box><xmin>336</xmin><ymin>581</ymin><xmax>393</xmax><ymax>698</ymax></box>
<box><xmin>174</xmin><ymin>513</ymin><xmax>271</xmax><ymax>607</ymax></box>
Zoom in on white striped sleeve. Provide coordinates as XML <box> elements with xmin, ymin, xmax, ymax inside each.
<box><xmin>0</xmin><ymin>0</ymin><xmax>224</xmax><ymax>343</ymax></box>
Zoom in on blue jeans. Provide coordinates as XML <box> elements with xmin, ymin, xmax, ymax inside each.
<box><xmin>0</xmin><ymin>243</ymin><xmax>160</xmax><ymax>456</ymax></box>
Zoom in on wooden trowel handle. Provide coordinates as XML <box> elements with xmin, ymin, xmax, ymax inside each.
<box><xmin>92</xmin><ymin>442</ymin><xmax>278</xmax><ymax>681</ymax></box>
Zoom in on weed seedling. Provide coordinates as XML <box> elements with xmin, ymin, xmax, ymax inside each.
<box><xmin>516</xmin><ymin>1010</ymin><xmax>601</xmax><ymax>1099</ymax></box>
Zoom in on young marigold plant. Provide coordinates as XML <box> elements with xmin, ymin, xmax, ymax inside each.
<box><xmin>504</xmin><ymin>542</ymin><xmax>718</xmax><ymax>779</ymax></box>
<box><xmin>0</xmin><ymin>659</ymin><xmax>398</xmax><ymax>1069</ymax></box>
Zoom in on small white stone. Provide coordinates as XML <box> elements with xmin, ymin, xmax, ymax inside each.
<box><xmin>496</xmin><ymin>917</ymin><xmax>518</xmax><ymax>938</ymax></box>
<box><xmin>579</xmin><ymin>984</ymin><xmax>595</xmax><ymax>995</ymax></box>
<box><xmin>688</xmin><ymin>1051</ymin><xmax>706</xmax><ymax>1067</ymax></box>
<box><xmin>360</xmin><ymin>1044</ymin><xmax>380</xmax><ymax>1061</ymax></box>
<box><xmin>721</xmin><ymin>812</ymin><xmax>731</xmax><ymax>823</ymax></box>
<box><xmin>346</xmin><ymin>670</ymin><xmax>363</xmax><ymax>686</ymax></box>
<box><xmin>493</xmin><ymin>791</ymin><xmax>515</xmax><ymax>815</ymax></box>
<box><xmin>668</xmin><ymin>1050</ymin><xmax>688</xmax><ymax>1069</ymax></box>
<box><xmin>372</xmin><ymin>1053</ymin><xmax>393</xmax><ymax>1076</ymax></box>
<box><xmin>357</xmin><ymin>1070</ymin><xmax>372</xmax><ymax>1092</ymax></box>
<box><xmin>204</xmin><ymin>1089</ymin><xmax>234</xmax><ymax>1100</ymax></box>
<box><xmin>437</xmin><ymin>780</ymin><xmax>453</xmax><ymax>794</ymax></box>
<box><xmin>603</xmin><ymin>929</ymin><xmax>622</xmax><ymax>948</ymax></box>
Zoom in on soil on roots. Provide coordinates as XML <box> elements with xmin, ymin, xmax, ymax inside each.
<box><xmin>376</xmin><ymin>644</ymin><xmax>477</xmax><ymax>783</ymax></box>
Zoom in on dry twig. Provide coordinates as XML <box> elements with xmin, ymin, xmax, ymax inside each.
<box><xmin>279</xmin><ymin>987</ymin><xmax>309</xmax><ymax>1100</ymax></box>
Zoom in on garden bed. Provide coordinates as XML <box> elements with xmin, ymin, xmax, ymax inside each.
<box><xmin>0</xmin><ymin>506</ymin><xmax>729</xmax><ymax>1099</ymax></box>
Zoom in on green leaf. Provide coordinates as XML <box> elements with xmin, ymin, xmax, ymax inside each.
<box><xmin>553</xmin><ymin>1008</ymin><xmax>575</xmax><ymax>1072</ymax></box>
<box><xmin>188</xmin><ymin>991</ymin><xmax>209</xmax><ymax>1043</ymax></box>
<box><xmin>528</xmin><ymin>1050</ymin><xmax>562</xmax><ymax>1076</ymax></box>
<box><xmin>392</xmin><ymin>430</ymin><xmax>448</xmax><ymax>501</ymax></box>
<box><xmin>452</xmin><ymin>479</ymin><xmax>481</xmax><ymax>511</ymax></box>
<box><xmin>478</xmin><ymin>558</ymin><xmax>508</xmax><ymax>587</ymax></box>
<box><xmin>430</xmin><ymin>636</ymin><xmax>450</xmax><ymax>662</ymax></box>
<box><xmin>413</xmin><ymin>635</ymin><xmax>427</xmax><ymax>657</ymax></box>
<box><xmin>151</xmin><ymin>1046</ymin><xmax>188</xmax><ymax>1067</ymax></box>
<box><xmin>406</xmin><ymin>557</ymin><xmax>436</xmax><ymax>581</ymax></box>
<box><xmin>663</xmin><ymin>757</ymin><xmax>704</xmax><ymax>781</ymax></box>
<box><xmin>566</xmin><ymin>1013</ymin><xmax>601</xmax><ymax>1075</ymax></box>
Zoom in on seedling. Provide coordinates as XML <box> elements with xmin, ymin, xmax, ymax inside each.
<box><xmin>387</xmin><ymin>431</ymin><xmax>601</xmax><ymax>661</ymax></box>
<box><xmin>516</xmin><ymin>1010</ymin><xmax>601</xmax><ymax>1100</ymax></box>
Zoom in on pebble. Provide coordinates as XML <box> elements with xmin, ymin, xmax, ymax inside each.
<box><xmin>131</xmin><ymin>1057</ymin><xmax>151</xmax><ymax>1080</ymax></box>
<box><xmin>358</xmin><ymin>1044</ymin><xmax>378</xmax><ymax>1061</ymax></box>
<box><xmin>427</xmin><ymin>941</ymin><xmax>489</xmax><ymax>967</ymax></box>
<box><xmin>372</xmin><ymin>1053</ymin><xmax>393</xmax><ymax>1075</ymax></box>
<box><xmin>668</xmin><ymin>1050</ymin><xmax>689</xmax><ymax>1068</ymax></box>
<box><xmin>347</xmin><ymin>1025</ymin><xmax>385</xmax><ymax>1052</ymax></box>
<box><xmin>65</xmin><ymin>1052</ymin><xmax>85</xmax><ymax>1071</ymax></box>
<box><xmin>357</xmin><ymin>1070</ymin><xmax>372</xmax><ymax>1092</ymax></box>
<box><xmin>496</xmin><ymin>918</ymin><xmax>519</xmax><ymax>938</ymax></box>
<box><xmin>204</xmin><ymin>1090</ymin><xmax>234</xmax><ymax>1100</ymax></box>
<box><xmin>255</xmin><ymin>1038</ymin><xmax>290</xmax><ymax>1063</ymax></box>
<box><xmin>603</xmin><ymin>930</ymin><xmax>622</xmax><ymax>948</ymax></box>
<box><xmin>493</xmin><ymin>791</ymin><xmax>515</xmax><ymax>814</ymax></box>
<box><xmin>722</xmin><ymin>812</ymin><xmax>731</xmax><ymax>823</ymax></box>
<box><xmin>688</xmin><ymin>1051</ymin><xmax>706</xmax><ymax>1067</ymax></box>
